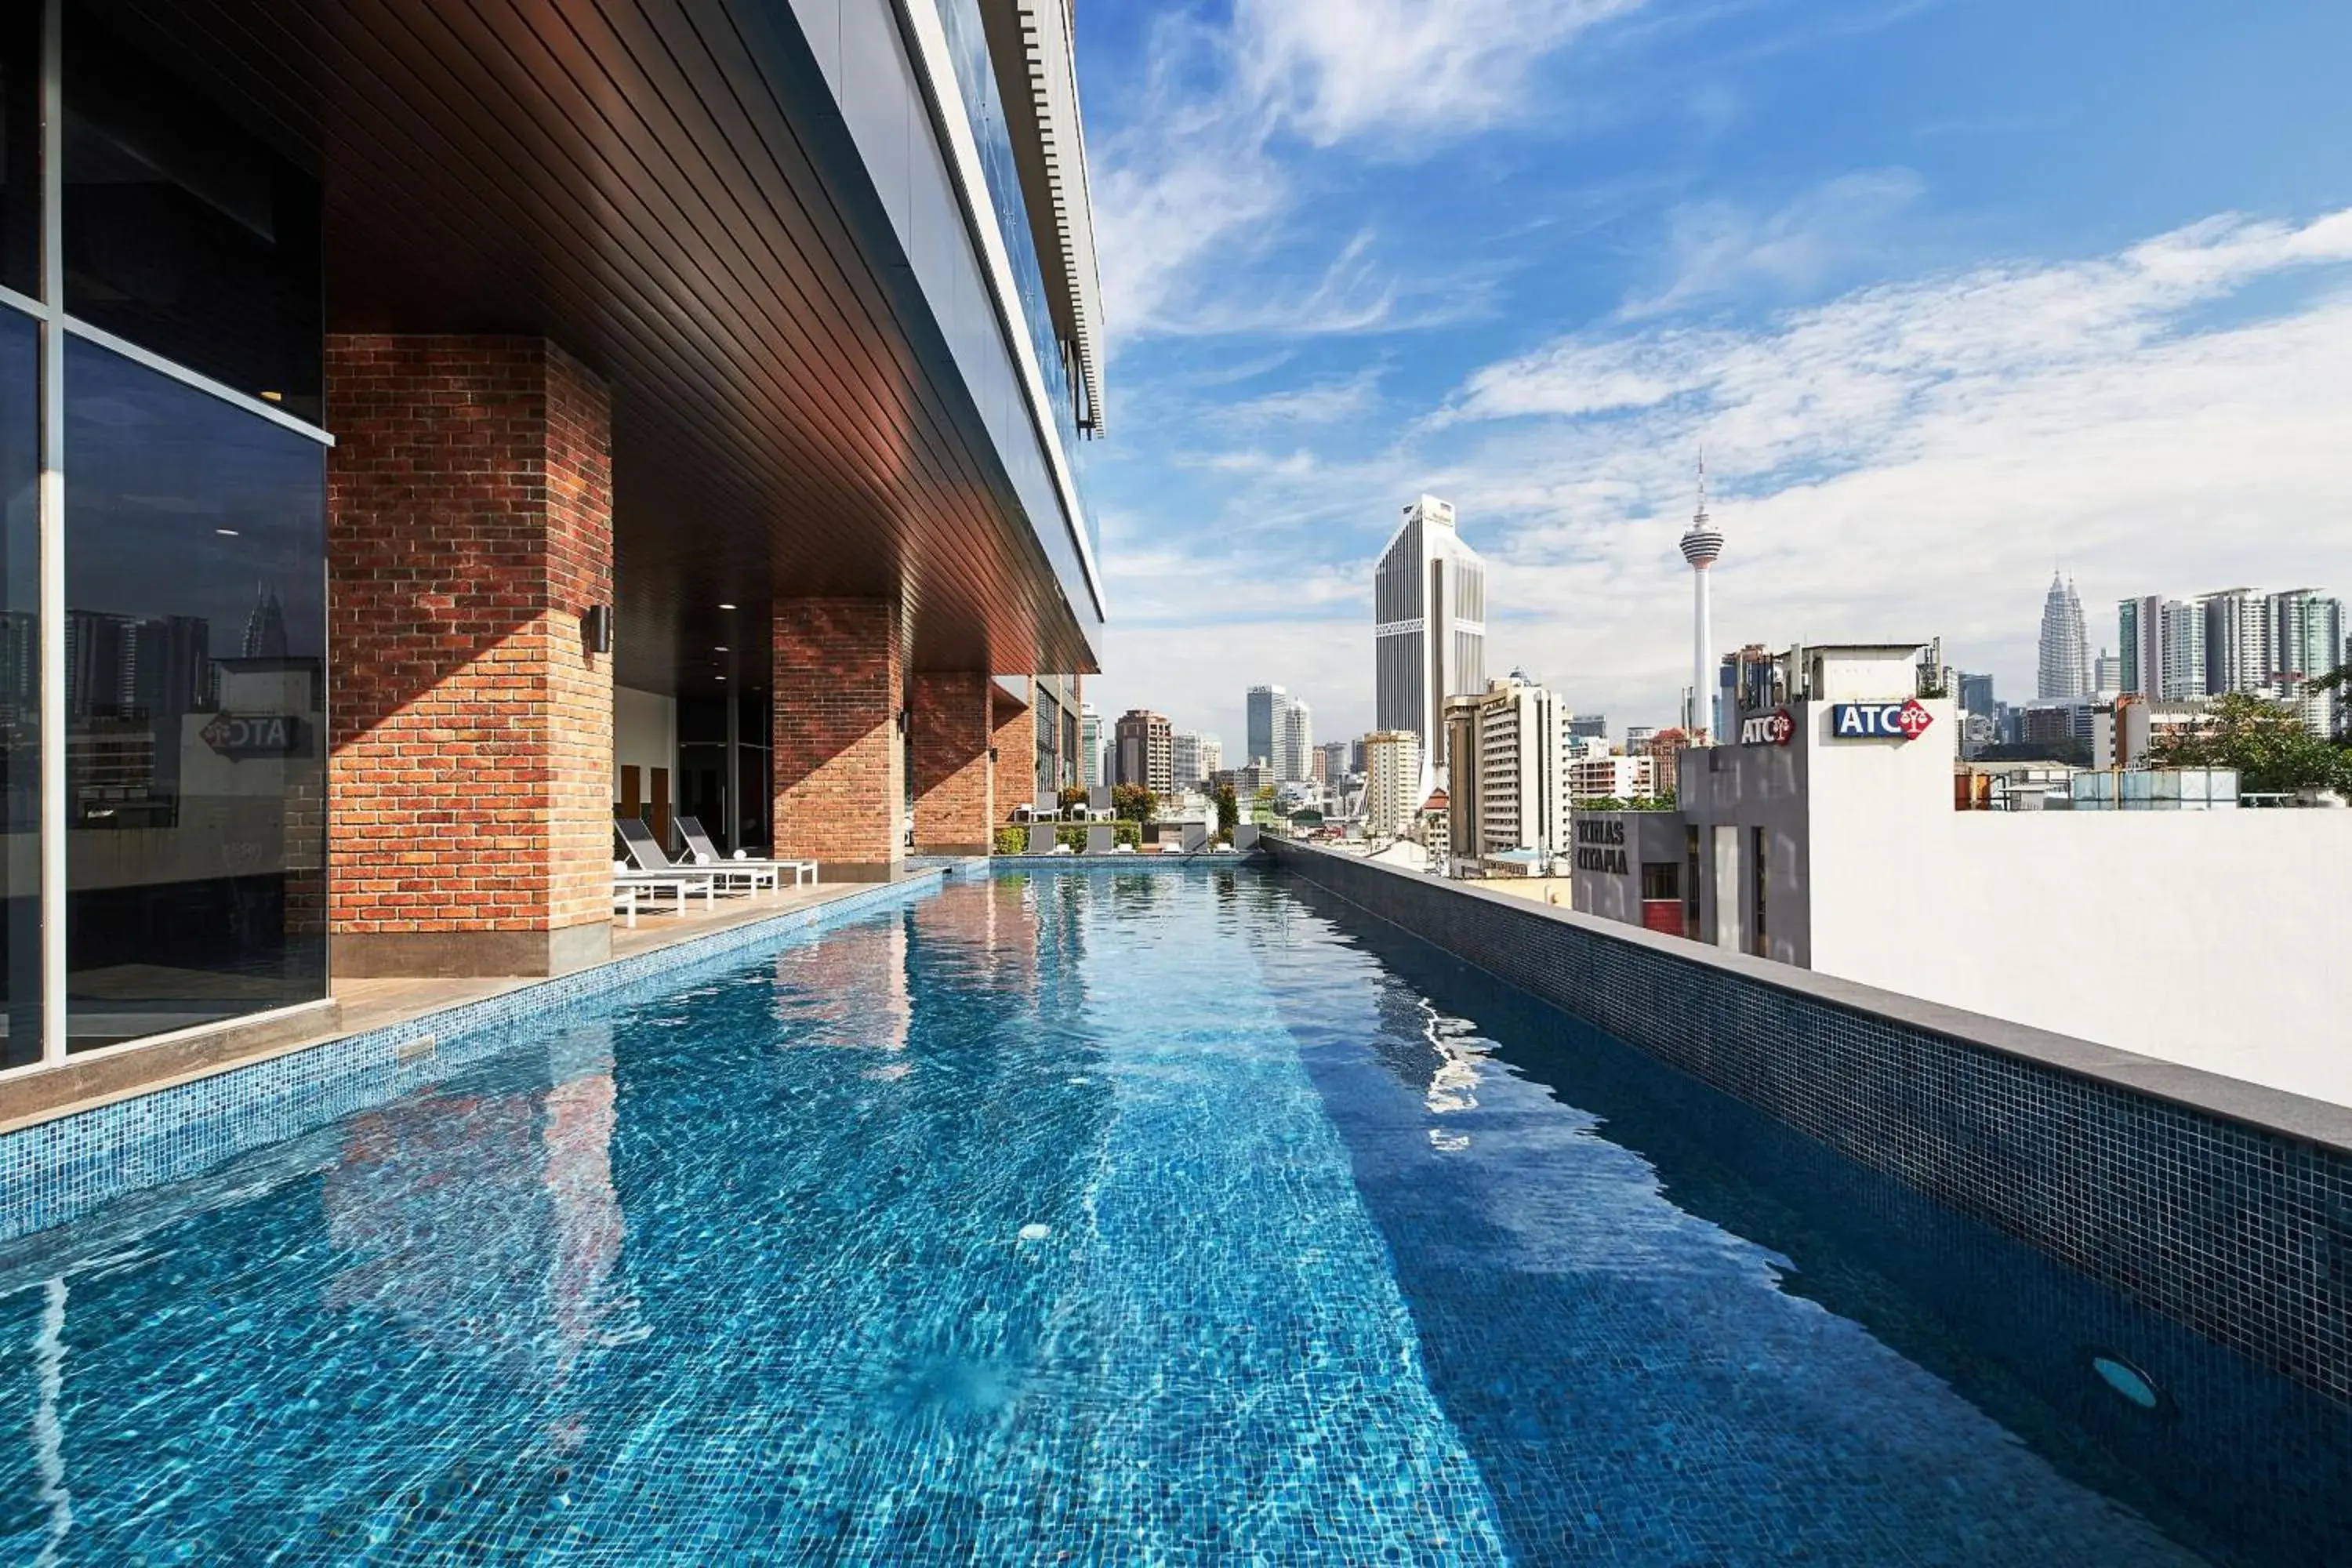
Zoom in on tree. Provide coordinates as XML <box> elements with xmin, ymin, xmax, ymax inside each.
<box><xmin>2146</xmin><ymin>691</ymin><xmax>2352</xmax><ymax>795</ymax></box>
<box><xmin>1110</xmin><ymin>782</ymin><xmax>1158</xmax><ymax>822</ymax></box>
<box><xmin>1058</xmin><ymin>785</ymin><xmax>1087</xmax><ymax>813</ymax></box>
<box><xmin>1213</xmin><ymin>783</ymin><xmax>1239</xmax><ymax>843</ymax></box>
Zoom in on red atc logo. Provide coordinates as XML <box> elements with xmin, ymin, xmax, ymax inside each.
<box><xmin>1896</xmin><ymin>699</ymin><xmax>1934</xmax><ymax>739</ymax></box>
<box><xmin>1765</xmin><ymin>708</ymin><xmax>1795</xmax><ymax>746</ymax></box>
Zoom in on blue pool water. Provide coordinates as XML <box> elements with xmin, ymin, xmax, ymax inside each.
<box><xmin>0</xmin><ymin>869</ymin><xmax>2347</xmax><ymax>1563</ymax></box>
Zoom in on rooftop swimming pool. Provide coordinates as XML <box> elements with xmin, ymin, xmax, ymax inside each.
<box><xmin>1</xmin><ymin>868</ymin><xmax>2347</xmax><ymax>1563</ymax></box>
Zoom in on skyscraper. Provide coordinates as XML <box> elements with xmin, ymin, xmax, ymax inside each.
<box><xmin>1112</xmin><ymin>710</ymin><xmax>1173</xmax><ymax>795</ymax></box>
<box><xmin>1474</xmin><ymin>673</ymin><xmax>1570</xmax><ymax>858</ymax></box>
<box><xmin>1078</xmin><ymin>703</ymin><xmax>1102</xmax><ymax>788</ymax></box>
<box><xmin>1363</xmin><ymin>730</ymin><xmax>1421</xmax><ymax>840</ymax></box>
<box><xmin>1374</xmin><ymin>495</ymin><xmax>1486</xmax><ymax>791</ymax></box>
<box><xmin>1277</xmin><ymin>696</ymin><xmax>1313</xmax><ymax>782</ymax></box>
<box><xmin>2036</xmin><ymin>573</ymin><xmax>2090</xmax><ymax>700</ymax></box>
<box><xmin>1245</xmin><ymin>684</ymin><xmax>1284</xmax><ymax>768</ymax></box>
<box><xmin>2201</xmin><ymin>588</ymin><xmax>2267</xmax><ymax>696</ymax></box>
<box><xmin>1678</xmin><ymin>459</ymin><xmax>1725</xmax><ymax>739</ymax></box>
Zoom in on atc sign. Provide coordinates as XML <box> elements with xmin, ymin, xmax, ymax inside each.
<box><xmin>201</xmin><ymin>713</ymin><xmax>311</xmax><ymax>760</ymax></box>
<box><xmin>1737</xmin><ymin>708</ymin><xmax>1795</xmax><ymax>746</ymax></box>
<box><xmin>1829</xmin><ymin>699</ymin><xmax>1934</xmax><ymax>742</ymax></box>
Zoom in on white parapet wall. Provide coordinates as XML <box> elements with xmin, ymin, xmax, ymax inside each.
<box><xmin>1815</xmin><ymin>811</ymin><xmax>2352</xmax><ymax>1106</ymax></box>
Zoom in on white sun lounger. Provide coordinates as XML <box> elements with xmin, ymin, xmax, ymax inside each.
<box><xmin>676</xmin><ymin>815</ymin><xmax>817</xmax><ymax>889</ymax></box>
<box><xmin>617</xmin><ymin>818</ymin><xmax>753</xmax><ymax>898</ymax></box>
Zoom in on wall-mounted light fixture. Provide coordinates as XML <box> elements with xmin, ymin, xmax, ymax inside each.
<box><xmin>987</xmin><ymin>746</ymin><xmax>999</xmax><ymax>764</ymax></box>
<box><xmin>583</xmin><ymin>604</ymin><xmax>612</xmax><ymax>655</ymax></box>
<box><xmin>895</xmin><ymin>706</ymin><xmax>910</xmax><ymax>735</ymax></box>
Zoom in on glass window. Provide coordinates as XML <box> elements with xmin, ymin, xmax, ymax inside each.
<box><xmin>0</xmin><ymin>3</ymin><xmax>35</xmax><ymax>298</ymax></box>
<box><xmin>0</xmin><ymin>309</ymin><xmax>34</xmax><ymax>1066</ymax></box>
<box><xmin>63</xmin><ymin>7</ymin><xmax>321</xmax><ymax>419</ymax></box>
<box><xmin>64</xmin><ymin>336</ymin><xmax>325</xmax><ymax>1051</ymax></box>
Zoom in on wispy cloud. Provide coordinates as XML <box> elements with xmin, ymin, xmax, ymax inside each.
<box><xmin>1619</xmin><ymin>168</ymin><xmax>1927</xmax><ymax>318</ymax></box>
<box><xmin>1091</xmin><ymin>0</ymin><xmax>1646</xmax><ymax>345</ymax></box>
<box><xmin>1427</xmin><ymin>207</ymin><xmax>2352</xmax><ymax>720</ymax></box>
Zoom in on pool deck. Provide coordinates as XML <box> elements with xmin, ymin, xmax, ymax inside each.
<box><xmin>0</xmin><ymin>878</ymin><xmax>889</xmax><ymax>1138</ymax></box>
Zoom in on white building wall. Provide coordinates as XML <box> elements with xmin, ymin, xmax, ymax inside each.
<box><xmin>1822</xmin><ymin>814</ymin><xmax>2352</xmax><ymax>1107</ymax></box>
<box><xmin>612</xmin><ymin>684</ymin><xmax>678</xmax><ymax>808</ymax></box>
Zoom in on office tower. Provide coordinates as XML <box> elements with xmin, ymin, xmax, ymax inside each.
<box><xmin>1676</xmin><ymin>459</ymin><xmax>1726</xmax><ymax>740</ymax></box>
<box><xmin>1196</xmin><ymin>735</ymin><xmax>1223</xmax><ymax>782</ymax></box>
<box><xmin>1374</xmin><ymin>494</ymin><xmax>1487</xmax><ymax>790</ymax></box>
<box><xmin>1474</xmin><ymin>674</ymin><xmax>1570</xmax><ymax>857</ymax></box>
<box><xmin>1566</xmin><ymin>713</ymin><xmax>1608</xmax><ymax>740</ymax></box>
<box><xmin>1171</xmin><ymin>731</ymin><xmax>1203</xmax><ymax>788</ymax></box>
<box><xmin>1277</xmin><ymin>696</ymin><xmax>1313</xmax><ymax>782</ymax></box>
<box><xmin>2036</xmin><ymin>572</ymin><xmax>2089</xmax><ymax>700</ymax></box>
<box><xmin>1078</xmin><ymin>704</ymin><xmax>1102</xmax><ymax>788</ymax></box>
<box><xmin>1958</xmin><ymin>673</ymin><xmax>1996</xmax><ymax>716</ymax></box>
<box><xmin>1245</xmin><ymin>684</ymin><xmax>1283</xmax><ymax>768</ymax></box>
<box><xmin>1363</xmin><ymin>731</ymin><xmax>1422</xmax><ymax>840</ymax></box>
<box><xmin>1112</xmin><ymin>710</ymin><xmax>1172</xmax><ymax>795</ymax></box>
<box><xmin>2201</xmin><ymin>588</ymin><xmax>2267</xmax><ymax>695</ymax></box>
<box><xmin>1348</xmin><ymin>737</ymin><xmax>1367</xmax><ymax>775</ymax></box>
<box><xmin>1318</xmin><ymin>740</ymin><xmax>1352</xmax><ymax>780</ymax></box>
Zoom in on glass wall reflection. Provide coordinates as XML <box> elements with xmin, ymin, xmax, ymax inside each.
<box><xmin>0</xmin><ymin>310</ymin><xmax>34</xmax><ymax>1069</ymax></box>
<box><xmin>64</xmin><ymin>336</ymin><xmax>326</xmax><ymax>1050</ymax></box>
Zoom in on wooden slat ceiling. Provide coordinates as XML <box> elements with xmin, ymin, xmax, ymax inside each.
<box><xmin>100</xmin><ymin>0</ymin><xmax>1102</xmax><ymax>697</ymax></box>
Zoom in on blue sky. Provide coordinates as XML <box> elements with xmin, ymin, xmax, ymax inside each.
<box><xmin>1069</xmin><ymin>0</ymin><xmax>2352</xmax><ymax>753</ymax></box>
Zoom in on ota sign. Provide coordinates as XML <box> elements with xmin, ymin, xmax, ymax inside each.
<box><xmin>1828</xmin><ymin>699</ymin><xmax>1934</xmax><ymax>742</ymax></box>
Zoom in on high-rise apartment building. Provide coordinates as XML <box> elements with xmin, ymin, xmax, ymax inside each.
<box><xmin>1570</xmin><ymin>751</ymin><xmax>1655</xmax><ymax>802</ymax></box>
<box><xmin>1958</xmin><ymin>673</ymin><xmax>1996</xmax><ymax>716</ymax></box>
<box><xmin>1112</xmin><ymin>710</ymin><xmax>1173</xmax><ymax>796</ymax></box>
<box><xmin>1566</xmin><ymin>713</ymin><xmax>1608</xmax><ymax>740</ymax></box>
<box><xmin>2119</xmin><ymin>595</ymin><xmax>2205</xmax><ymax>700</ymax></box>
<box><xmin>1374</xmin><ymin>495</ymin><xmax>1486</xmax><ymax>790</ymax></box>
<box><xmin>1363</xmin><ymin>730</ymin><xmax>1422</xmax><ymax>840</ymax></box>
<box><xmin>2037</xmin><ymin>573</ymin><xmax>2091</xmax><ymax>700</ymax></box>
<box><xmin>1277</xmin><ymin>696</ymin><xmax>1314</xmax><ymax>782</ymax></box>
<box><xmin>1245</xmin><ymin>684</ymin><xmax>1284</xmax><ymax>768</ymax></box>
<box><xmin>1318</xmin><ymin>740</ymin><xmax>1352</xmax><ymax>780</ymax></box>
<box><xmin>1474</xmin><ymin>675</ymin><xmax>1570</xmax><ymax>858</ymax></box>
<box><xmin>1078</xmin><ymin>704</ymin><xmax>1102</xmax><ymax>788</ymax></box>
<box><xmin>2201</xmin><ymin>588</ymin><xmax>2267</xmax><ymax>698</ymax></box>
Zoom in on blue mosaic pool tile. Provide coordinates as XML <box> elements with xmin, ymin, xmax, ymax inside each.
<box><xmin>0</xmin><ymin>872</ymin><xmax>955</xmax><ymax>1246</ymax></box>
<box><xmin>1270</xmin><ymin>840</ymin><xmax>2352</xmax><ymax>1410</ymax></box>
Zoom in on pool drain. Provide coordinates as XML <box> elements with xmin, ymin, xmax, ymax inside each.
<box><xmin>2088</xmin><ymin>1352</ymin><xmax>2162</xmax><ymax>1410</ymax></box>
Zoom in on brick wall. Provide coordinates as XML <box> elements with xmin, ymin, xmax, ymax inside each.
<box><xmin>772</xmin><ymin>599</ymin><xmax>904</xmax><ymax>873</ymax></box>
<box><xmin>327</xmin><ymin>335</ymin><xmax>615</xmax><ymax>968</ymax></box>
<box><xmin>911</xmin><ymin>672</ymin><xmax>993</xmax><ymax>853</ymax></box>
<box><xmin>991</xmin><ymin>687</ymin><xmax>1037</xmax><ymax>819</ymax></box>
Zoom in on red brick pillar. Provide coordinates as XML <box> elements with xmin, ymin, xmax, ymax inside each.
<box><xmin>910</xmin><ymin>673</ymin><xmax>994</xmax><ymax>854</ymax></box>
<box><xmin>327</xmin><ymin>336</ymin><xmax>615</xmax><ymax>978</ymax></box>
<box><xmin>991</xmin><ymin>683</ymin><xmax>1037</xmax><ymax>821</ymax></box>
<box><xmin>771</xmin><ymin>599</ymin><xmax>905</xmax><ymax>879</ymax></box>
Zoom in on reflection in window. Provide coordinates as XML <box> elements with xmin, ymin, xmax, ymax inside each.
<box><xmin>0</xmin><ymin>4</ymin><xmax>35</xmax><ymax>298</ymax></box>
<box><xmin>0</xmin><ymin>310</ymin><xmax>33</xmax><ymax>1066</ymax></box>
<box><xmin>64</xmin><ymin>336</ymin><xmax>325</xmax><ymax>1051</ymax></box>
<box><xmin>63</xmin><ymin>6</ymin><xmax>321</xmax><ymax>419</ymax></box>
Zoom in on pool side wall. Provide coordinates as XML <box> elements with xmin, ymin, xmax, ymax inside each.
<box><xmin>0</xmin><ymin>870</ymin><xmax>969</xmax><ymax>1247</ymax></box>
<box><xmin>1269</xmin><ymin>838</ymin><xmax>2352</xmax><ymax>1406</ymax></box>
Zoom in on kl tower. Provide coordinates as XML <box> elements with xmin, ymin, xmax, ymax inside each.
<box><xmin>1678</xmin><ymin>454</ymin><xmax>1725</xmax><ymax>742</ymax></box>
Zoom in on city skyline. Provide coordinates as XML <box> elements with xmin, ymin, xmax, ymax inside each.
<box><xmin>1070</xmin><ymin>3</ymin><xmax>2352</xmax><ymax>746</ymax></box>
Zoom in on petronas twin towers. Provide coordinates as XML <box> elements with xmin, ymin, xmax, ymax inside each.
<box><xmin>2037</xmin><ymin>572</ymin><xmax>2092</xmax><ymax>701</ymax></box>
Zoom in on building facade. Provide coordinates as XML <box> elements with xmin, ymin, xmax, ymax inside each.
<box><xmin>1079</xmin><ymin>703</ymin><xmax>1102</xmax><ymax>788</ymax></box>
<box><xmin>1363</xmin><ymin>731</ymin><xmax>1422</xmax><ymax>840</ymax></box>
<box><xmin>1374</xmin><ymin>495</ymin><xmax>1486</xmax><ymax>790</ymax></box>
<box><xmin>1318</xmin><ymin>740</ymin><xmax>1352</xmax><ymax>781</ymax></box>
<box><xmin>0</xmin><ymin>0</ymin><xmax>1112</xmax><ymax>1074</ymax></box>
<box><xmin>1474</xmin><ymin>676</ymin><xmax>1571</xmax><ymax>859</ymax></box>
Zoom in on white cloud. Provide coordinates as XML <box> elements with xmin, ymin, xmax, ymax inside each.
<box><xmin>1428</xmin><ymin>207</ymin><xmax>2352</xmax><ymax>726</ymax></box>
<box><xmin>1090</xmin><ymin>0</ymin><xmax>1645</xmax><ymax>344</ymax></box>
<box><xmin>1620</xmin><ymin>168</ymin><xmax>1926</xmax><ymax>318</ymax></box>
